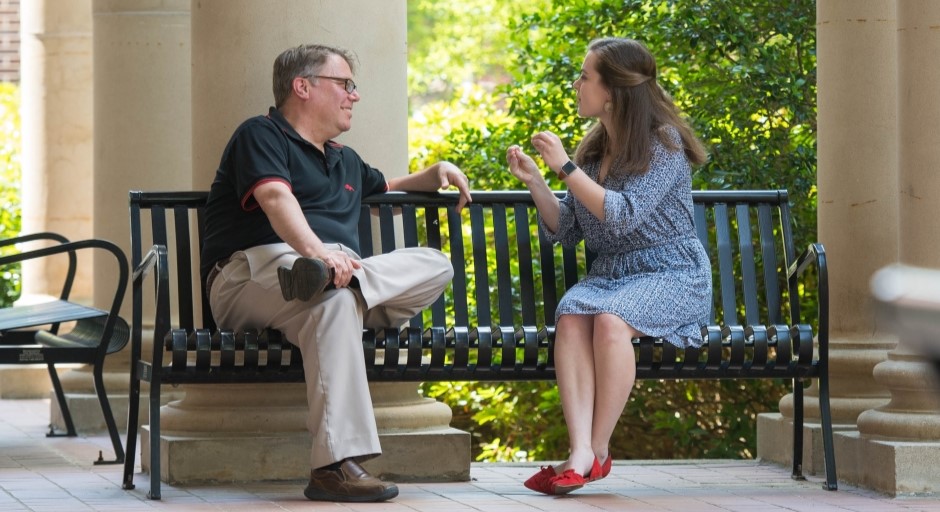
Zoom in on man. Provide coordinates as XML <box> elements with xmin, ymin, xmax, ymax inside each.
<box><xmin>200</xmin><ymin>43</ymin><xmax>471</xmax><ymax>503</ymax></box>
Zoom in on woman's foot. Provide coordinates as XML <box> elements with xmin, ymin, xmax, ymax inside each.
<box><xmin>591</xmin><ymin>453</ymin><xmax>612</xmax><ymax>481</ymax></box>
<box><xmin>548</xmin><ymin>457</ymin><xmax>602</xmax><ymax>495</ymax></box>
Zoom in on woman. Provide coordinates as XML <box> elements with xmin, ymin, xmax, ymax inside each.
<box><xmin>506</xmin><ymin>37</ymin><xmax>711</xmax><ymax>495</ymax></box>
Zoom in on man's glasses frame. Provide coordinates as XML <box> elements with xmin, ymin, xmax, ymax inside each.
<box><xmin>308</xmin><ymin>75</ymin><xmax>357</xmax><ymax>94</ymax></box>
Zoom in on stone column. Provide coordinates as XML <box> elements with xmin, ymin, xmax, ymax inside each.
<box><xmin>19</xmin><ymin>0</ymin><xmax>94</xmax><ymax>300</ymax></box>
<box><xmin>836</xmin><ymin>0</ymin><xmax>940</xmax><ymax>495</ymax></box>
<box><xmin>69</xmin><ymin>0</ymin><xmax>192</xmax><ymax>433</ymax></box>
<box><xmin>6</xmin><ymin>0</ymin><xmax>94</xmax><ymax>399</ymax></box>
<box><xmin>757</xmin><ymin>0</ymin><xmax>896</xmax><ymax>475</ymax></box>
<box><xmin>142</xmin><ymin>0</ymin><xmax>468</xmax><ymax>484</ymax></box>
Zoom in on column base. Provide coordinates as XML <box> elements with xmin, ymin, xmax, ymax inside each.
<box><xmin>50</xmin><ymin>388</ymin><xmax>183</xmax><ymax>433</ymax></box>
<box><xmin>756</xmin><ymin>412</ymin><xmax>854</xmax><ymax>477</ymax></box>
<box><xmin>835</xmin><ymin>430</ymin><xmax>940</xmax><ymax>496</ymax></box>
<box><xmin>140</xmin><ymin>426</ymin><xmax>470</xmax><ymax>485</ymax></box>
<box><xmin>0</xmin><ymin>366</ymin><xmax>53</xmax><ymax>398</ymax></box>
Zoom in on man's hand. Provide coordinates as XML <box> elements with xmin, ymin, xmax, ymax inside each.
<box><xmin>318</xmin><ymin>248</ymin><xmax>362</xmax><ymax>288</ymax></box>
<box><xmin>387</xmin><ymin>161</ymin><xmax>473</xmax><ymax>212</ymax></box>
<box><xmin>435</xmin><ymin>161</ymin><xmax>472</xmax><ymax>212</ymax></box>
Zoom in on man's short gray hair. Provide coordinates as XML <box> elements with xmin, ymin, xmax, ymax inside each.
<box><xmin>273</xmin><ymin>44</ymin><xmax>358</xmax><ymax>108</ymax></box>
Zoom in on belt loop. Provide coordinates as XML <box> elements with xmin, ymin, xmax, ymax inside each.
<box><xmin>205</xmin><ymin>256</ymin><xmax>232</xmax><ymax>295</ymax></box>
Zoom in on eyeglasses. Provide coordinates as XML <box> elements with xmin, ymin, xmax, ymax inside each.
<box><xmin>308</xmin><ymin>75</ymin><xmax>357</xmax><ymax>94</ymax></box>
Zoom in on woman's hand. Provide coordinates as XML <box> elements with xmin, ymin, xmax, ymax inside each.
<box><xmin>530</xmin><ymin>131</ymin><xmax>569</xmax><ymax>174</ymax></box>
<box><xmin>506</xmin><ymin>145</ymin><xmax>543</xmax><ymax>186</ymax></box>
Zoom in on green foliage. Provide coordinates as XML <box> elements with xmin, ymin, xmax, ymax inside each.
<box><xmin>0</xmin><ymin>83</ymin><xmax>21</xmax><ymax>307</ymax></box>
<box><xmin>411</xmin><ymin>0</ymin><xmax>815</xmax><ymax>463</ymax></box>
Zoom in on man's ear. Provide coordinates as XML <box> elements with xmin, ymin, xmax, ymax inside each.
<box><xmin>293</xmin><ymin>76</ymin><xmax>310</xmax><ymax>100</ymax></box>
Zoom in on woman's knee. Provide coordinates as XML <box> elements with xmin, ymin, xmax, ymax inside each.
<box><xmin>594</xmin><ymin>314</ymin><xmax>640</xmax><ymax>342</ymax></box>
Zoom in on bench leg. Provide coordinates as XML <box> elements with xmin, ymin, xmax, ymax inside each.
<box><xmin>147</xmin><ymin>380</ymin><xmax>162</xmax><ymax>500</ymax></box>
<box><xmin>45</xmin><ymin>363</ymin><xmax>77</xmax><ymax>438</ymax></box>
<box><xmin>91</xmin><ymin>362</ymin><xmax>125</xmax><ymax>465</ymax></box>
<box><xmin>818</xmin><ymin>373</ymin><xmax>838</xmax><ymax>490</ymax></box>
<box><xmin>122</xmin><ymin>361</ymin><xmax>142</xmax><ymax>489</ymax></box>
<box><xmin>790</xmin><ymin>377</ymin><xmax>805</xmax><ymax>481</ymax></box>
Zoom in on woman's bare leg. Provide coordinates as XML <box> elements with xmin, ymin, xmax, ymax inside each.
<box><xmin>590</xmin><ymin>313</ymin><xmax>638</xmax><ymax>466</ymax></box>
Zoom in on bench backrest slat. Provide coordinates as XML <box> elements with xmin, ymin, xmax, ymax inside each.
<box><xmin>692</xmin><ymin>203</ymin><xmax>714</xmax><ymax>322</ymax></box>
<box><xmin>491</xmin><ymin>205</ymin><xmax>514</xmax><ymax>327</ymax></box>
<box><xmin>537</xmin><ymin>227</ymin><xmax>559</xmax><ymax>324</ymax></box>
<box><xmin>423</xmin><ymin>207</ymin><xmax>448</xmax><ymax>327</ymax></box>
<box><xmin>468</xmin><ymin>204</ymin><xmax>492</xmax><ymax>328</ymax></box>
<box><xmin>173</xmin><ymin>205</ymin><xmax>196</xmax><ymax>330</ymax></box>
<box><xmin>713</xmin><ymin>203</ymin><xmax>738</xmax><ymax>325</ymax></box>
<box><xmin>445</xmin><ymin>205</ymin><xmax>470</xmax><ymax>328</ymax></box>
<box><xmin>735</xmin><ymin>203</ymin><xmax>760</xmax><ymax>325</ymax></box>
<box><xmin>515</xmin><ymin>203</ymin><xmax>537</xmax><ymax>326</ymax></box>
<box><xmin>757</xmin><ymin>203</ymin><xmax>782</xmax><ymax>324</ymax></box>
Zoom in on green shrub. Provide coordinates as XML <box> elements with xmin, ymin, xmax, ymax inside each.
<box><xmin>0</xmin><ymin>83</ymin><xmax>21</xmax><ymax>307</ymax></box>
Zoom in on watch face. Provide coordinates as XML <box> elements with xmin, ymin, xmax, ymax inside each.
<box><xmin>560</xmin><ymin>161</ymin><xmax>576</xmax><ymax>179</ymax></box>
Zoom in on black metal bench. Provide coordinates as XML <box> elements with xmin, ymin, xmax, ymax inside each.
<box><xmin>0</xmin><ymin>232</ymin><xmax>130</xmax><ymax>464</ymax></box>
<box><xmin>122</xmin><ymin>189</ymin><xmax>835</xmax><ymax>498</ymax></box>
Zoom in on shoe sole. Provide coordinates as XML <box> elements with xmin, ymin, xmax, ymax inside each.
<box><xmin>551</xmin><ymin>482</ymin><xmax>584</xmax><ymax>495</ymax></box>
<box><xmin>303</xmin><ymin>485</ymin><xmax>399</xmax><ymax>502</ymax></box>
<box><xmin>278</xmin><ymin>257</ymin><xmax>331</xmax><ymax>302</ymax></box>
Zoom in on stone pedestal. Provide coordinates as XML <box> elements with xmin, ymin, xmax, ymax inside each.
<box><xmin>756</xmin><ymin>415</ymin><xmax>852</xmax><ymax>478</ymax></box>
<box><xmin>140</xmin><ymin>382</ymin><xmax>470</xmax><ymax>484</ymax></box>
<box><xmin>49</xmin><ymin>367</ymin><xmax>182</xmax><ymax>434</ymax></box>
<box><xmin>756</xmin><ymin>338</ymin><xmax>893</xmax><ymax>474</ymax></box>
<box><xmin>834</xmin><ymin>433</ymin><xmax>940</xmax><ymax>495</ymax></box>
<box><xmin>0</xmin><ymin>366</ymin><xmax>53</xmax><ymax>399</ymax></box>
<box><xmin>836</xmin><ymin>349</ymin><xmax>940</xmax><ymax>495</ymax></box>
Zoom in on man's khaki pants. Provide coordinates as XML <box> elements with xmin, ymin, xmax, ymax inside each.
<box><xmin>208</xmin><ymin>242</ymin><xmax>453</xmax><ymax>469</ymax></box>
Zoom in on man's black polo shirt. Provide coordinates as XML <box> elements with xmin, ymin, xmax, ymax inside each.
<box><xmin>200</xmin><ymin>107</ymin><xmax>388</xmax><ymax>283</ymax></box>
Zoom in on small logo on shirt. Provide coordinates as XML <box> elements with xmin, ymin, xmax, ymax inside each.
<box><xmin>344</xmin><ymin>184</ymin><xmax>355</xmax><ymax>192</ymax></box>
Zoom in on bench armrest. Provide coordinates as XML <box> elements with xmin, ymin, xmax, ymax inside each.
<box><xmin>787</xmin><ymin>242</ymin><xmax>829</xmax><ymax>358</ymax></box>
<box><xmin>0</xmin><ymin>234</ymin><xmax>130</xmax><ymax>353</ymax></box>
<box><xmin>131</xmin><ymin>244</ymin><xmax>171</xmax><ymax>372</ymax></box>
<box><xmin>1</xmin><ymin>232</ymin><xmax>77</xmax><ymax>301</ymax></box>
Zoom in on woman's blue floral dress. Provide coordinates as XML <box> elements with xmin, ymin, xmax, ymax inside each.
<box><xmin>540</xmin><ymin>127</ymin><xmax>712</xmax><ymax>348</ymax></box>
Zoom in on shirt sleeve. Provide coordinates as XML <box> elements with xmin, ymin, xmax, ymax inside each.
<box><xmin>361</xmin><ymin>163</ymin><xmax>388</xmax><ymax>196</ymax></box>
<box><xmin>538</xmin><ymin>191</ymin><xmax>584</xmax><ymax>248</ymax></box>
<box><xmin>228</xmin><ymin>118</ymin><xmax>291</xmax><ymax>210</ymax></box>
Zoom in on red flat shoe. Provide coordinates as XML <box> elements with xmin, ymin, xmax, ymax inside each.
<box><xmin>590</xmin><ymin>455</ymin><xmax>612</xmax><ymax>482</ymax></box>
<box><xmin>550</xmin><ymin>457</ymin><xmax>604</xmax><ymax>495</ymax></box>
<box><xmin>523</xmin><ymin>465</ymin><xmax>556</xmax><ymax>495</ymax></box>
<box><xmin>550</xmin><ymin>468</ymin><xmax>587</xmax><ymax>495</ymax></box>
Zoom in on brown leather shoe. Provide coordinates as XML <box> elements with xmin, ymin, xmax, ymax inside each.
<box><xmin>304</xmin><ymin>459</ymin><xmax>399</xmax><ymax>502</ymax></box>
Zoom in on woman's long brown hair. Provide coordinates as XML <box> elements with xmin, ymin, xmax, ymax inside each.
<box><xmin>574</xmin><ymin>38</ymin><xmax>707</xmax><ymax>175</ymax></box>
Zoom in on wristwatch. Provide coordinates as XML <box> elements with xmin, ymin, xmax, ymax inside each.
<box><xmin>557</xmin><ymin>160</ymin><xmax>578</xmax><ymax>180</ymax></box>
